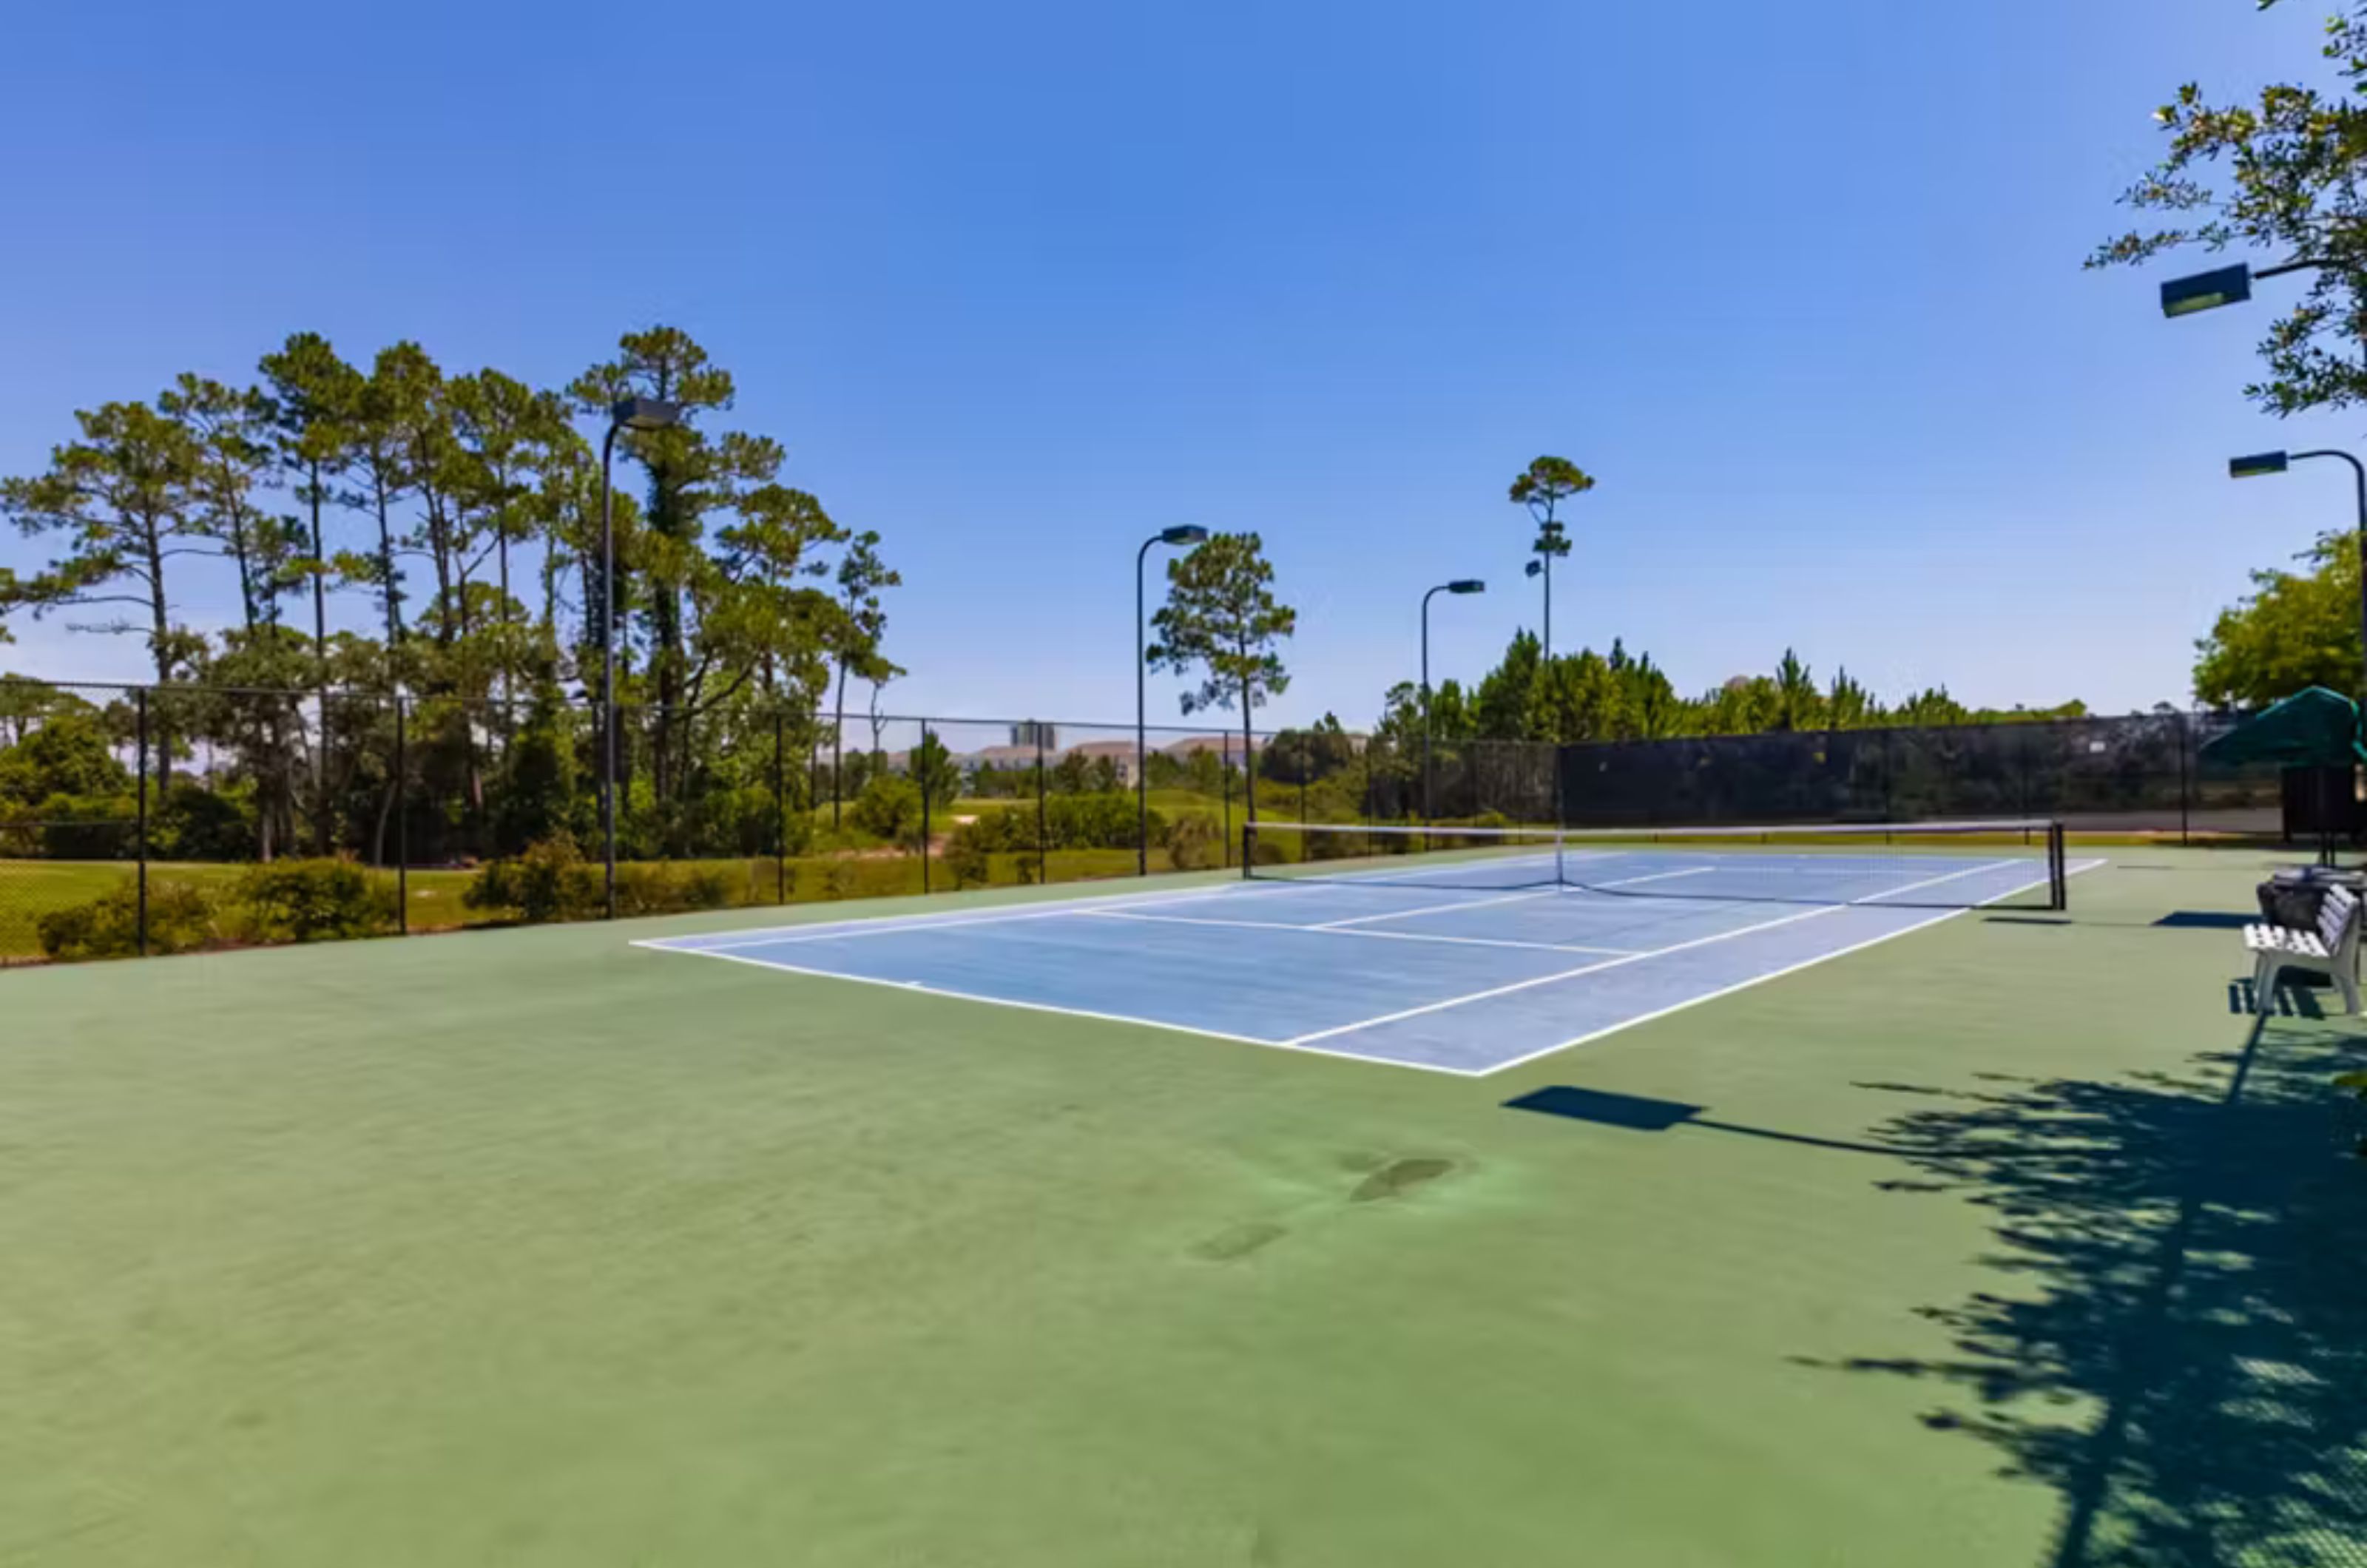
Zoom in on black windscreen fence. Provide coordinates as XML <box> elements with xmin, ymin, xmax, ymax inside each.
<box><xmin>1553</xmin><ymin>712</ymin><xmax>2287</xmax><ymax>837</ymax></box>
<box><xmin>0</xmin><ymin>678</ymin><xmax>2321</xmax><ymax>967</ymax></box>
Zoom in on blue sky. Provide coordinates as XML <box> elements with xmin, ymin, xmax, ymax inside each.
<box><xmin>0</xmin><ymin>0</ymin><xmax>2354</xmax><ymax>729</ymax></box>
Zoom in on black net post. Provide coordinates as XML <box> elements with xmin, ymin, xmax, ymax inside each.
<box><xmin>395</xmin><ymin>694</ymin><xmax>409</xmax><ymax>934</ymax></box>
<box><xmin>2050</xmin><ymin>822</ymin><xmax>2067</xmax><ymax>911</ymax></box>
<box><xmin>135</xmin><ymin>687</ymin><xmax>149</xmax><ymax>957</ymax></box>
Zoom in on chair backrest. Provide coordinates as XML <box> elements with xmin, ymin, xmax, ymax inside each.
<box><xmin>2320</xmin><ymin>884</ymin><xmax>2359</xmax><ymax>959</ymax></box>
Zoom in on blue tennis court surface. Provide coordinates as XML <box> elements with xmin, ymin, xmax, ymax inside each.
<box><xmin>638</xmin><ymin>845</ymin><xmax>2104</xmax><ymax>1075</ymax></box>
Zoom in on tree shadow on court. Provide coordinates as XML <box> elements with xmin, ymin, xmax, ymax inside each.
<box><xmin>1800</xmin><ymin>1018</ymin><xmax>2367</xmax><ymax>1568</ymax></box>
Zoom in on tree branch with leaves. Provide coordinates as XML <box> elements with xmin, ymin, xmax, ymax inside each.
<box><xmin>1147</xmin><ymin>532</ymin><xmax>1295</xmax><ymax>826</ymax></box>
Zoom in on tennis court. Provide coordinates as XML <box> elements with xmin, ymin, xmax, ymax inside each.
<box><xmin>642</xmin><ymin>822</ymin><xmax>2102</xmax><ymax>1074</ymax></box>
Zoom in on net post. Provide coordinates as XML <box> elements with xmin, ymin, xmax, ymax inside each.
<box><xmin>1240</xmin><ymin>822</ymin><xmax>1255</xmax><ymax>879</ymax></box>
<box><xmin>2050</xmin><ymin>821</ymin><xmax>2067</xmax><ymax>911</ymax></box>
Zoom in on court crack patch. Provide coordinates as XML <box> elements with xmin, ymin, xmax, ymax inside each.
<box><xmin>1189</xmin><ymin>1220</ymin><xmax>1289</xmax><ymax>1262</ymax></box>
<box><xmin>1348</xmin><ymin>1155</ymin><xmax>1455</xmax><ymax>1203</ymax></box>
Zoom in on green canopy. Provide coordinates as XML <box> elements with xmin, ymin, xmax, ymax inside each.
<box><xmin>2198</xmin><ymin>686</ymin><xmax>2367</xmax><ymax>767</ymax></box>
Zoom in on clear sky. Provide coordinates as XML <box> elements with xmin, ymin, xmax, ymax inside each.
<box><xmin>0</xmin><ymin>0</ymin><xmax>2354</xmax><ymax>729</ymax></box>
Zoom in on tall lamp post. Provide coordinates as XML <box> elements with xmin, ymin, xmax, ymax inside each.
<box><xmin>1137</xmin><ymin>526</ymin><xmax>1209</xmax><ymax>875</ymax></box>
<box><xmin>1422</xmin><ymin>580</ymin><xmax>1487</xmax><ymax>821</ymax></box>
<box><xmin>2229</xmin><ymin>448</ymin><xmax>2367</xmax><ymax>700</ymax></box>
<box><xmin>600</xmin><ymin>396</ymin><xmax>681</xmax><ymax>919</ymax></box>
<box><xmin>1524</xmin><ymin>517</ymin><xmax>1571</xmax><ymax>659</ymax></box>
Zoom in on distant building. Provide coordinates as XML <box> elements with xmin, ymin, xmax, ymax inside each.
<box><xmin>1009</xmin><ymin>720</ymin><xmax>1057</xmax><ymax>750</ymax></box>
<box><xmin>1061</xmin><ymin>738</ymin><xmax>1141</xmax><ymax>785</ymax></box>
<box><xmin>1161</xmin><ymin>733</ymin><xmax>1260</xmax><ymax>764</ymax></box>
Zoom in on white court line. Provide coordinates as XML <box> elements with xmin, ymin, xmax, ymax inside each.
<box><xmin>1082</xmin><ymin>907</ymin><xmax>1635</xmax><ymax>956</ymax></box>
<box><xmin>648</xmin><ymin>879</ymin><xmax>1323</xmax><ymax>953</ymax></box>
<box><xmin>1475</xmin><ymin>856</ymin><xmax>2111</xmax><ymax>1076</ymax></box>
<box><xmin>1280</xmin><ymin>903</ymin><xmax>1846</xmax><ymax>1046</ymax></box>
<box><xmin>1591</xmin><ymin>865</ymin><xmax>1718</xmax><ymax>889</ymax></box>
<box><xmin>1853</xmin><ymin>857</ymin><xmax>2019</xmax><ymax>902</ymax></box>
<box><xmin>641</xmin><ymin>853</ymin><xmax>2113</xmax><ymax>1079</ymax></box>
<box><xmin>1312</xmin><ymin>888</ymin><xmax>1564</xmax><ymax>928</ymax></box>
<box><xmin>636</xmin><ymin>942</ymin><xmax>1479</xmax><ymax>1078</ymax></box>
<box><xmin>1282</xmin><ymin>855</ymin><xmax>2036</xmax><ymax>1047</ymax></box>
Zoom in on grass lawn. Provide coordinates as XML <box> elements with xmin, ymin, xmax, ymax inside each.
<box><xmin>2</xmin><ymin>848</ymin><xmax>2362</xmax><ymax>1563</ymax></box>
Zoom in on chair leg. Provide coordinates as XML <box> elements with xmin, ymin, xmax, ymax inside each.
<box><xmin>2258</xmin><ymin>961</ymin><xmax>2283</xmax><ymax>1015</ymax></box>
<box><xmin>2338</xmin><ymin>965</ymin><xmax>2360</xmax><ymax>1016</ymax></box>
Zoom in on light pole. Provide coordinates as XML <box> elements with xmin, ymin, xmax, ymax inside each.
<box><xmin>1524</xmin><ymin>517</ymin><xmax>1569</xmax><ymax>658</ymax></box>
<box><xmin>2229</xmin><ymin>448</ymin><xmax>2367</xmax><ymax>700</ymax></box>
<box><xmin>600</xmin><ymin>396</ymin><xmax>681</xmax><ymax>919</ymax></box>
<box><xmin>1137</xmin><ymin>525</ymin><xmax>1209</xmax><ymax>875</ymax></box>
<box><xmin>2158</xmin><ymin>259</ymin><xmax>2323</xmax><ymax>319</ymax></box>
<box><xmin>1422</xmin><ymin>580</ymin><xmax>1486</xmax><ymax>821</ymax></box>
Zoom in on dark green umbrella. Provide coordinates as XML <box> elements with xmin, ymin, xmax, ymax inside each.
<box><xmin>2198</xmin><ymin>686</ymin><xmax>2367</xmax><ymax>767</ymax></box>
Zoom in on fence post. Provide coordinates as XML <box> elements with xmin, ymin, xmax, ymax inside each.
<box><xmin>2178</xmin><ymin>710</ymin><xmax>2192</xmax><ymax>847</ymax></box>
<box><xmin>774</xmin><ymin>709</ymin><xmax>789</xmax><ymax>905</ymax></box>
<box><xmin>395</xmin><ymin>695</ymin><xmax>409</xmax><ymax>935</ymax></box>
<box><xmin>135</xmin><ymin>688</ymin><xmax>149</xmax><ymax>957</ymax></box>
<box><xmin>920</xmin><ymin>721</ymin><xmax>932</xmax><ymax>895</ymax></box>
<box><xmin>1223</xmin><ymin>754</ymin><xmax>1233</xmax><ymax>868</ymax></box>
<box><xmin>1881</xmin><ymin>728</ymin><xmax>1895</xmax><ymax>825</ymax></box>
<box><xmin>1035</xmin><ymin>726</ymin><xmax>1048</xmax><ymax>885</ymax></box>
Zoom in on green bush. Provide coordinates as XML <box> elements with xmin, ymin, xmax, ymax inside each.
<box><xmin>1044</xmin><ymin>791</ymin><xmax>1160</xmax><ymax>851</ymax></box>
<box><xmin>1164</xmin><ymin>811</ymin><xmax>1224</xmax><ymax>870</ymax></box>
<box><xmin>152</xmin><ymin>780</ymin><xmax>256</xmax><ymax>861</ymax></box>
<box><xmin>36</xmin><ymin>879</ymin><xmax>217</xmax><ymax>962</ymax></box>
<box><xmin>465</xmin><ymin>834</ymin><xmax>604</xmax><ymax>923</ymax></box>
<box><xmin>850</xmin><ymin>774</ymin><xmax>925</xmax><ymax>843</ymax></box>
<box><xmin>234</xmin><ymin>858</ymin><xmax>396</xmax><ymax>944</ymax></box>
<box><xmin>32</xmin><ymin>791</ymin><xmax>138</xmax><ymax>859</ymax></box>
<box><xmin>614</xmin><ymin>861</ymin><xmax>739</xmax><ymax>916</ymax></box>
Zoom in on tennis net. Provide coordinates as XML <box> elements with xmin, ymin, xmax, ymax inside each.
<box><xmin>1242</xmin><ymin>820</ymin><xmax>2070</xmax><ymax>910</ymax></box>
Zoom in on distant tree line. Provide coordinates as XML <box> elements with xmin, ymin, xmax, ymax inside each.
<box><xmin>0</xmin><ymin>325</ymin><xmax>898</xmax><ymax>865</ymax></box>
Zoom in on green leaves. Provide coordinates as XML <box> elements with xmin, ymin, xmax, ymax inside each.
<box><xmin>2092</xmin><ymin>4</ymin><xmax>2367</xmax><ymax>416</ymax></box>
<box><xmin>1146</xmin><ymin>531</ymin><xmax>1297</xmax><ymax>721</ymax></box>
<box><xmin>2193</xmin><ymin>530</ymin><xmax>2362</xmax><ymax>706</ymax></box>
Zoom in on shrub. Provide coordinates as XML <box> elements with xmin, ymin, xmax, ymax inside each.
<box><xmin>823</xmin><ymin>859</ymin><xmax>861</xmax><ymax>899</ymax></box>
<box><xmin>1164</xmin><ymin>811</ymin><xmax>1224</xmax><ymax>870</ymax></box>
<box><xmin>37</xmin><ymin>878</ymin><xmax>217</xmax><ymax>962</ymax></box>
<box><xmin>850</xmin><ymin>774</ymin><xmax>925</xmax><ymax>843</ymax></box>
<box><xmin>152</xmin><ymin>780</ymin><xmax>256</xmax><ymax>862</ymax></box>
<box><xmin>614</xmin><ymin>861</ymin><xmax>738</xmax><ymax>917</ymax></box>
<box><xmin>1044</xmin><ymin>791</ymin><xmax>1160</xmax><ymax>852</ymax></box>
<box><xmin>235</xmin><ymin>858</ymin><xmax>397</xmax><ymax>944</ymax></box>
<box><xmin>33</xmin><ymin>791</ymin><xmax>138</xmax><ymax>859</ymax></box>
<box><xmin>465</xmin><ymin>834</ymin><xmax>604</xmax><ymax>924</ymax></box>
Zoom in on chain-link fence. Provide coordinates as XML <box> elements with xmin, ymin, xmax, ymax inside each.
<box><xmin>0</xmin><ymin>679</ymin><xmax>2320</xmax><ymax>966</ymax></box>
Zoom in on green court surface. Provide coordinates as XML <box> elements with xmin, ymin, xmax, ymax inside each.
<box><xmin>4</xmin><ymin>849</ymin><xmax>2364</xmax><ymax>1566</ymax></box>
